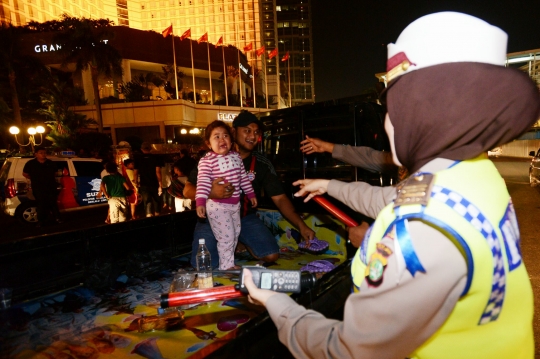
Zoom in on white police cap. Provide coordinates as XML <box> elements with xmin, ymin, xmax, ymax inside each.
<box><xmin>386</xmin><ymin>12</ymin><xmax>508</xmax><ymax>82</ymax></box>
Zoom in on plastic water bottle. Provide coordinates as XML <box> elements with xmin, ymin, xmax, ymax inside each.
<box><xmin>196</xmin><ymin>238</ymin><xmax>213</xmax><ymax>289</ymax></box>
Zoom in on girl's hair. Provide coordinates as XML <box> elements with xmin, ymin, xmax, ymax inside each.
<box><xmin>204</xmin><ymin>120</ymin><xmax>232</xmax><ymax>142</ymax></box>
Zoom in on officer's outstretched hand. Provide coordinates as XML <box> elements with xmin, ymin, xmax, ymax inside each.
<box><xmin>243</xmin><ymin>268</ymin><xmax>279</xmax><ymax>307</ymax></box>
<box><xmin>293</xmin><ymin>179</ymin><xmax>330</xmax><ymax>202</ymax></box>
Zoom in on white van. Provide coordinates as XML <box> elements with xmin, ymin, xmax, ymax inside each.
<box><xmin>0</xmin><ymin>153</ymin><xmax>107</xmax><ymax>224</ymax></box>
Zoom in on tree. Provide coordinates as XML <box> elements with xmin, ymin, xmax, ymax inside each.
<box><xmin>161</xmin><ymin>64</ymin><xmax>184</xmax><ymax>99</ymax></box>
<box><xmin>39</xmin><ymin>78</ymin><xmax>96</xmax><ymax>149</ymax></box>
<box><xmin>0</xmin><ymin>23</ymin><xmax>48</xmax><ymax>131</ymax></box>
<box><xmin>118</xmin><ymin>77</ymin><xmax>151</xmax><ymax>102</ymax></box>
<box><xmin>40</xmin><ymin>15</ymin><xmax>123</xmax><ymax>133</ymax></box>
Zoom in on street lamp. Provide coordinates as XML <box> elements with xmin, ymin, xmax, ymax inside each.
<box><xmin>9</xmin><ymin>125</ymin><xmax>45</xmax><ymax>152</ymax></box>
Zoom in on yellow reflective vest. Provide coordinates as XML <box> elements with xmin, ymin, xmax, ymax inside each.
<box><xmin>352</xmin><ymin>157</ymin><xmax>533</xmax><ymax>359</ymax></box>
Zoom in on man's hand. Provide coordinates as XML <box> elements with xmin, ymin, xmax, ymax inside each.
<box><xmin>196</xmin><ymin>205</ymin><xmax>206</xmax><ymax>218</ymax></box>
<box><xmin>243</xmin><ymin>269</ymin><xmax>278</xmax><ymax>307</ymax></box>
<box><xmin>299</xmin><ymin>222</ymin><xmax>315</xmax><ymax>243</ymax></box>
<box><xmin>158</xmin><ymin>187</ymin><xmax>163</xmax><ymax>196</ymax></box>
<box><xmin>292</xmin><ymin>179</ymin><xmax>330</xmax><ymax>202</ymax></box>
<box><xmin>209</xmin><ymin>177</ymin><xmax>235</xmax><ymax>199</ymax></box>
<box><xmin>300</xmin><ymin>135</ymin><xmax>334</xmax><ymax>155</ymax></box>
<box><xmin>250</xmin><ymin>197</ymin><xmax>257</xmax><ymax>208</ymax></box>
<box><xmin>347</xmin><ymin>222</ymin><xmax>370</xmax><ymax>248</ymax></box>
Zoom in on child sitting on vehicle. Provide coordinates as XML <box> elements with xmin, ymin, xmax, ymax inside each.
<box><xmin>195</xmin><ymin>120</ymin><xmax>257</xmax><ymax>270</ymax></box>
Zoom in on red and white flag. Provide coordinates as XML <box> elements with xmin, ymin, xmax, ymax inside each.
<box><xmin>256</xmin><ymin>46</ymin><xmax>265</xmax><ymax>57</ymax></box>
<box><xmin>215</xmin><ymin>36</ymin><xmax>223</xmax><ymax>48</ymax></box>
<box><xmin>281</xmin><ymin>51</ymin><xmax>290</xmax><ymax>62</ymax></box>
<box><xmin>268</xmin><ymin>48</ymin><xmax>278</xmax><ymax>59</ymax></box>
<box><xmin>162</xmin><ymin>24</ymin><xmax>173</xmax><ymax>38</ymax></box>
<box><xmin>180</xmin><ymin>28</ymin><xmax>191</xmax><ymax>40</ymax></box>
<box><xmin>243</xmin><ymin>43</ymin><xmax>253</xmax><ymax>52</ymax></box>
<box><xmin>197</xmin><ymin>32</ymin><xmax>208</xmax><ymax>44</ymax></box>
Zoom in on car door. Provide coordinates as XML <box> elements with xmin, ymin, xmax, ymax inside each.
<box><xmin>71</xmin><ymin>160</ymin><xmax>108</xmax><ymax>207</ymax></box>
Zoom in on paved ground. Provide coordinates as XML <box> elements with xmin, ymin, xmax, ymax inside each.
<box><xmin>492</xmin><ymin>157</ymin><xmax>540</xmax><ymax>356</ymax></box>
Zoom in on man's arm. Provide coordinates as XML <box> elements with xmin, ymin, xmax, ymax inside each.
<box><xmin>271</xmin><ymin>194</ymin><xmax>315</xmax><ymax>241</ymax></box>
<box><xmin>184</xmin><ymin>179</ymin><xmax>234</xmax><ymax>201</ymax></box>
<box><xmin>155</xmin><ymin>166</ymin><xmax>162</xmax><ymax>185</ymax></box>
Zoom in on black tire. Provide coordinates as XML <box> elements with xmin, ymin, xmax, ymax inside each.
<box><xmin>15</xmin><ymin>201</ymin><xmax>39</xmax><ymax>224</ymax></box>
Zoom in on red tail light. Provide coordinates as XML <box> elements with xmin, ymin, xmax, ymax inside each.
<box><xmin>5</xmin><ymin>179</ymin><xmax>16</xmax><ymax>198</ymax></box>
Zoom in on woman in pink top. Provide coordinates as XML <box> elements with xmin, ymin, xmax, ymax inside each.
<box><xmin>196</xmin><ymin>120</ymin><xmax>257</xmax><ymax>270</ymax></box>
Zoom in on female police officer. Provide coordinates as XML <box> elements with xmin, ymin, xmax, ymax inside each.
<box><xmin>243</xmin><ymin>12</ymin><xmax>540</xmax><ymax>359</ymax></box>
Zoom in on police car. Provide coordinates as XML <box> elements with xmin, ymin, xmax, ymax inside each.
<box><xmin>0</xmin><ymin>151</ymin><xmax>107</xmax><ymax>224</ymax></box>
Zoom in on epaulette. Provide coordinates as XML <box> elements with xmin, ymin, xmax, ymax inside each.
<box><xmin>394</xmin><ymin>173</ymin><xmax>435</xmax><ymax>208</ymax></box>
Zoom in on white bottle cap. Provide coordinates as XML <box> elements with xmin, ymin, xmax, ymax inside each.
<box><xmin>199</xmin><ymin>238</ymin><xmax>205</xmax><ymax>244</ymax></box>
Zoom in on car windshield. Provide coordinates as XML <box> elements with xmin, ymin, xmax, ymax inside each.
<box><xmin>72</xmin><ymin>161</ymin><xmax>102</xmax><ymax>177</ymax></box>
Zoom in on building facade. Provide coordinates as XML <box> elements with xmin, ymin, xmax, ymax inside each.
<box><xmin>18</xmin><ymin>26</ymin><xmax>270</xmax><ymax>145</ymax></box>
<box><xmin>1</xmin><ymin>0</ymin><xmax>315</xmax><ymax>107</ymax></box>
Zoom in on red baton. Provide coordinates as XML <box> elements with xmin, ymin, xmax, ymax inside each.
<box><xmin>313</xmin><ymin>196</ymin><xmax>359</xmax><ymax>227</ymax></box>
<box><xmin>161</xmin><ymin>285</ymin><xmax>244</xmax><ymax>308</ymax></box>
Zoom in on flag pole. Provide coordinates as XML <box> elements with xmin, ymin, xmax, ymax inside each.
<box><xmin>276</xmin><ymin>49</ymin><xmax>281</xmax><ymax>109</ymax></box>
<box><xmin>169</xmin><ymin>23</ymin><xmax>179</xmax><ymax>100</ymax></box>
<box><xmin>206</xmin><ymin>39</ymin><xmax>213</xmax><ymax>105</ymax></box>
<box><xmin>235</xmin><ymin>25</ymin><xmax>242</xmax><ymax>108</ymax></box>
<box><xmin>264</xmin><ymin>53</ymin><xmax>268</xmax><ymax>108</ymax></box>
<box><xmin>221</xmin><ymin>39</ymin><xmax>228</xmax><ymax>106</ymax></box>
<box><xmin>251</xmin><ymin>55</ymin><xmax>256</xmax><ymax>108</ymax></box>
<box><xmin>189</xmin><ymin>34</ymin><xmax>196</xmax><ymax>103</ymax></box>
<box><xmin>287</xmin><ymin>56</ymin><xmax>291</xmax><ymax>107</ymax></box>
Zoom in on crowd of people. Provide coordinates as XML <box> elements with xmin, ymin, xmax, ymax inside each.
<box><xmin>95</xmin><ymin>146</ymin><xmax>198</xmax><ymax>224</ymax></box>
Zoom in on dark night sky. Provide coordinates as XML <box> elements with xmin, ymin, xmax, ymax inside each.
<box><xmin>311</xmin><ymin>0</ymin><xmax>540</xmax><ymax>102</ymax></box>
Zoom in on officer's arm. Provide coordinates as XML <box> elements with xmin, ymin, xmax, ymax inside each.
<box><xmin>265</xmin><ymin>222</ymin><xmax>467</xmax><ymax>358</ymax></box>
<box><xmin>333</xmin><ymin>145</ymin><xmax>397</xmax><ymax>174</ymax></box>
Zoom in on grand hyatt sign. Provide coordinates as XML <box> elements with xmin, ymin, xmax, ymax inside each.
<box><xmin>33</xmin><ymin>40</ymin><xmax>109</xmax><ymax>53</ymax></box>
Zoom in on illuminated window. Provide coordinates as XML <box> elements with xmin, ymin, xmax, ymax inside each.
<box><xmin>276</xmin><ymin>5</ymin><xmax>281</xmax><ymax>11</ymax></box>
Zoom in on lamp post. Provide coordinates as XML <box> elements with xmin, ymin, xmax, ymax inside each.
<box><xmin>9</xmin><ymin>125</ymin><xmax>45</xmax><ymax>153</ymax></box>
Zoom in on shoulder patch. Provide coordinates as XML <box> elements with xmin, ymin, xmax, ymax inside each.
<box><xmin>394</xmin><ymin>173</ymin><xmax>435</xmax><ymax>208</ymax></box>
<box><xmin>364</xmin><ymin>242</ymin><xmax>393</xmax><ymax>287</ymax></box>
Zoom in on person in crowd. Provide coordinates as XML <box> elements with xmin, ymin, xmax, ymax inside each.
<box><xmin>243</xmin><ymin>12</ymin><xmax>540</xmax><ymax>358</ymax></box>
<box><xmin>22</xmin><ymin>146</ymin><xmax>62</xmax><ymax>228</ymax></box>
<box><xmin>195</xmin><ymin>120</ymin><xmax>257</xmax><ymax>270</ymax></box>
<box><xmin>123</xmin><ymin>159</ymin><xmax>139</xmax><ymax>220</ymax></box>
<box><xmin>134</xmin><ymin>142</ymin><xmax>163</xmax><ymax>217</ymax></box>
<box><xmin>184</xmin><ymin>110</ymin><xmax>315</xmax><ymax>268</ymax></box>
<box><xmin>161</xmin><ymin>156</ymin><xmax>174</xmax><ymax>212</ymax></box>
<box><xmin>168</xmin><ymin>161</ymin><xmax>192</xmax><ymax>212</ymax></box>
<box><xmin>99</xmin><ymin>159</ymin><xmax>114</xmax><ymax>223</ymax></box>
<box><xmin>100</xmin><ymin>162</ymin><xmax>130</xmax><ymax>224</ymax></box>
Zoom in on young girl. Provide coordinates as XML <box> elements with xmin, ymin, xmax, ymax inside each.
<box><xmin>196</xmin><ymin>120</ymin><xmax>257</xmax><ymax>270</ymax></box>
